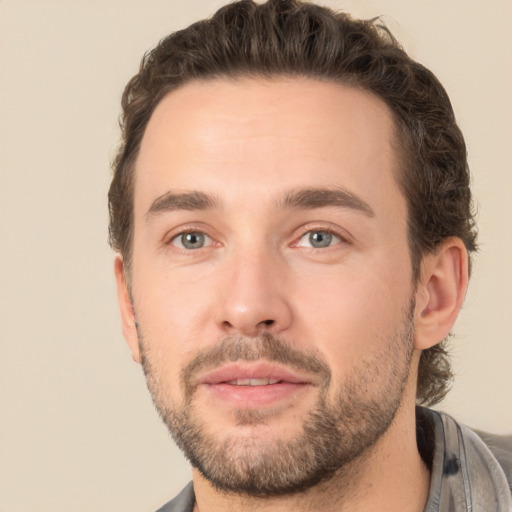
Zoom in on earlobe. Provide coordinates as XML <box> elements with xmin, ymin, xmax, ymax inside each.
<box><xmin>114</xmin><ymin>255</ymin><xmax>141</xmax><ymax>363</ymax></box>
<box><xmin>414</xmin><ymin>238</ymin><xmax>469</xmax><ymax>350</ymax></box>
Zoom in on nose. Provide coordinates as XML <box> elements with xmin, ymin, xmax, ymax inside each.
<box><xmin>214</xmin><ymin>249</ymin><xmax>293</xmax><ymax>337</ymax></box>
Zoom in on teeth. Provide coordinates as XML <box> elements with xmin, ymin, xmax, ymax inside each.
<box><xmin>226</xmin><ymin>378</ymin><xmax>280</xmax><ymax>386</ymax></box>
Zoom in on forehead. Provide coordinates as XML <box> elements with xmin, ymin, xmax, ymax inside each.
<box><xmin>135</xmin><ymin>77</ymin><xmax>403</xmax><ymax>216</ymax></box>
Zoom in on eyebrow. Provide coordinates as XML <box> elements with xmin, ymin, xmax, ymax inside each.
<box><xmin>145</xmin><ymin>186</ymin><xmax>375</xmax><ymax>220</ymax></box>
<box><xmin>280</xmin><ymin>187</ymin><xmax>375</xmax><ymax>217</ymax></box>
<box><xmin>145</xmin><ymin>191</ymin><xmax>219</xmax><ymax>219</ymax></box>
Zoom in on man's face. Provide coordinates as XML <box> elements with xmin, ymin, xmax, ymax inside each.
<box><xmin>123</xmin><ymin>78</ymin><xmax>418</xmax><ymax>495</ymax></box>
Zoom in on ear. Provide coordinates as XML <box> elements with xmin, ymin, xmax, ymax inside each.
<box><xmin>414</xmin><ymin>238</ymin><xmax>469</xmax><ymax>350</ymax></box>
<box><xmin>114</xmin><ymin>255</ymin><xmax>141</xmax><ymax>363</ymax></box>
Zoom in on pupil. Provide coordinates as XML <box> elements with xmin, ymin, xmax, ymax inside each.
<box><xmin>310</xmin><ymin>231</ymin><xmax>331</xmax><ymax>248</ymax></box>
<box><xmin>183</xmin><ymin>233</ymin><xmax>204</xmax><ymax>248</ymax></box>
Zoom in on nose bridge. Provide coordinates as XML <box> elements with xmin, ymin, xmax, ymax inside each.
<box><xmin>215</xmin><ymin>240</ymin><xmax>291</xmax><ymax>336</ymax></box>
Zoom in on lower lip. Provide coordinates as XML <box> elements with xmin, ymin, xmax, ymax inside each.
<box><xmin>202</xmin><ymin>382</ymin><xmax>309</xmax><ymax>408</ymax></box>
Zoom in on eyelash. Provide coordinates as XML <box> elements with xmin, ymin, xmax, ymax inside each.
<box><xmin>166</xmin><ymin>226</ymin><xmax>215</xmax><ymax>250</ymax></box>
<box><xmin>164</xmin><ymin>225</ymin><xmax>349</xmax><ymax>252</ymax></box>
<box><xmin>292</xmin><ymin>226</ymin><xmax>348</xmax><ymax>249</ymax></box>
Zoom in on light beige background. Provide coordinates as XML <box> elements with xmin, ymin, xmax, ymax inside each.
<box><xmin>0</xmin><ymin>1</ymin><xmax>510</xmax><ymax>511</ymax></box>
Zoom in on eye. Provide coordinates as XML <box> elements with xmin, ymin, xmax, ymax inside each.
<box><xmin>170</xmin><ymin>231</ymin><xmax>212</xmax><ymax>250</ymax></box>
<box><xmin>296</xmin><ymin>230</ymin><xmax>342</xmax><ymax>248</ymax></box>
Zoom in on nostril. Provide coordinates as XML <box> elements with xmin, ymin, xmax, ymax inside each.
<box><xmin>261</xmin><ymin>319</ymin><xmax>274</xmax><ymax>326</ymax></box>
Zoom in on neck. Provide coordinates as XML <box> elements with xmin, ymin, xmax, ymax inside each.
<box><xmin>191</xmin><ymin>396</ymin><xmax>430</xmax><ymax>512</ymax></box>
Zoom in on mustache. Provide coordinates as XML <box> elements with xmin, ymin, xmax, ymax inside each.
<box><xmin>180</xmin><ymin>332</ymin><xmax>331</xmax><ymax>394</ymax></box>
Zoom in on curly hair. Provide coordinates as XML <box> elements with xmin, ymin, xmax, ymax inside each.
<box><xmin>108</xmin><ymin>0</ymin><xmax>477</xmax><ymax>405</ymax></box>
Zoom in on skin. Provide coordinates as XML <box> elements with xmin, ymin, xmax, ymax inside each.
<box><xmin>115</xmin><ymin>78</ymin><xmax>468</xmax><ymax>511</ymax></box>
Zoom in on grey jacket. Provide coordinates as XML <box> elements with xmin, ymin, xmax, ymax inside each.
<box><xmin>156</xmin><ymin>408</ymin><xmax>512</xmax><ymax>511</ymax></box>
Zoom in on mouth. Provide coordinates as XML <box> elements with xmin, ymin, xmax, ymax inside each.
<box><xmin>196</xmin><ymin>362</ymin><xmax>312</xmax><ymax>408</ymax></box>
<box><xmin>225</xmin><ymin>378</ymin><xmax>282</xmax><ymax>386</ymax></box>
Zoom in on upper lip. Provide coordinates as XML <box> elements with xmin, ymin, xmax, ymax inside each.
<box><xmin>197</xmin><ymin>362</ymin><xmax>311</xmax><ymax>386</ymax></box>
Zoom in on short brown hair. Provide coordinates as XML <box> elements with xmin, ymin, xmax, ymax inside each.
<box><xmin>108</xmin><ymin>0</ymin><xmax>477</xmax><ymax>405</ymax></box>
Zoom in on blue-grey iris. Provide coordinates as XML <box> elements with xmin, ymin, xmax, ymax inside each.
<box><xmin>309</xmin><ymin>231</ymin><xmax>332</xmax><ymax>248</ymax></box>
<box><xmin>181</xmin><ymin>232</ymin><xmax>205</xmax><ymax>249</ymax></box>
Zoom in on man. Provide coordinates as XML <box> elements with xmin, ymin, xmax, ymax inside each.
<box><xmin>108</xmin><ymin>1</ymin><xmax>512</xmax><ymax>510</ymax></box>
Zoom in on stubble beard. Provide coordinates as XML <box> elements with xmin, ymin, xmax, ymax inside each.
<box><xmin>139</xmin><ymin>302</ymin><xmax>415</xmax><ymax>498</ymax></box>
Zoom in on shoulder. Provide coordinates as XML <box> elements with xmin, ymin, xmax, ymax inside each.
<box><xmin>472</xmin><ymin>429</ymin><xmax>512</xmax><ymax>493</ymax></box>
<box><xmin>154</xmin><ymin>482</ymin><xmax>195</xmax><ymax>512</ymax></box>
<box><xmin>432</xmin><ymin>408</ymin><xmax>512</xmax><ymax>500</ymax></box>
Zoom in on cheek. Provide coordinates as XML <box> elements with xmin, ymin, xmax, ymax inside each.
<box><xmin>132</xmin><ymin>266</ymin><xmax>216</xmax><ymax>383</ymax></box>
<box><xmin>291</xmin><ymin>255</ymin><xmax>412</xmax><ymax>374</ymax></box>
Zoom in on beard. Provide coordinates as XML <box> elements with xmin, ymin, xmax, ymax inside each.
<box><xmin>138</xmin><ymin>301</ymin><xmax>415</xmax><ymax>498</ymax></box>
